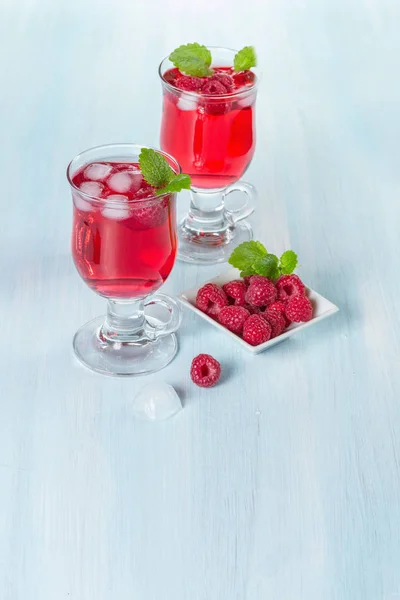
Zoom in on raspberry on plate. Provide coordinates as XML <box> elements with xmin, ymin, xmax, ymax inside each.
<box><xmin>285</xmin><ymin>295</ymin><xmax>313</xmax><ymax>322</ymax></box>
<box><xmin>196</xmin><ymin>283</ymin><xmax>228</xmax><ymax>318</ymax></box>
<box><xmin>243</xmin><ymin>314</ymin><xmax>272</xmax><ymax>346</ymax></box>
<box><xmin>243</xmin><ymin>303</ymin><xmax>262</xmax><ymax>315</ymax></box>
<box><xmin>276</xmin><ymin>274</ymin><xmax>305</xmax><ymax>302</ymax></box>
<box><xmin>218</xmin><ymin>305</ymin><xmax>250</xmax><ymax>334</ymax></box>
<box><xmin>190</xmin><ymin>354</ymin><xmax>221</xmax><ymax>388</ymax></box>
<box><xmin>222</xmin><ymin>280</ymin><xmax>247</xmax><ymax>306</ymax></box>
<box><xmin>268</xmin><ymin>300</ymin><xmax>292</xmax><ymax>326</ymax></box>
<box><xmin>261</xmin><ymin>308</ymin><xmax>286</xmax><ymax>338</ymax></box>
<box><xmin>245</xmin><ymin>275</ymin><xmax>277</xmax><ymax>307</ymax></box>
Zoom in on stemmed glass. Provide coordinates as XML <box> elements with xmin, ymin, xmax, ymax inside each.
<box><xmin>159</xmin><ymin>46</ymin><xmax>259</xmax><ymax>264</ymax></box>
<box><xmin>67</xmin><ymin>143</ymin><xmax>182</xmax><ymax>377</ymax></box>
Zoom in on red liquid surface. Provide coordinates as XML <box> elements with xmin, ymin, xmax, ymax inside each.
<box><xmin>71</xmin><ymin>161</ymin><xmax>177</xmax><ymax>298</ymax></box>
<box><xmin>160</xmin><ymin>67</ymin><xmax>256</xmax><ymax>189</ymax></box>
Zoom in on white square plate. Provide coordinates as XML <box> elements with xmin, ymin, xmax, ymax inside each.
<box><xmin>178</xmin><ymin>268</ymin><xmax>339</xmax><ymax>354</ymax></box>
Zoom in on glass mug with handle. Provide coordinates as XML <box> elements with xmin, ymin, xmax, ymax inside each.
<box><xmin>67</xmin><ymin>143</ymin><xmax>184</xmax><ymax>377</ymax></box>
<box><xmin>159</xmin><ymin>45</ymin><xmax>259</xmax><ymax>264</ymax></box>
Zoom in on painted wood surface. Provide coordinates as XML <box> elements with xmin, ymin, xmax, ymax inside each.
<box><xmin>1</xmin><ymin>0</ymin><xmax>400</xmax><ymax>598</ymax></box>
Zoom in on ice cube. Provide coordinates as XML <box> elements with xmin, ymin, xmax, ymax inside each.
<box><xmin>79</xmin><ymin>181</ymin><xmax>104</xmax><ymax>197</ymax></box>
<box><xmin>73</xmin><ymin>191</ymin><xmax>92</xmax><ymax>212</ymax></box>
<box><xmin>131</xmin><ymin>383</ymin><xmax>182</xmax><ymax>421</ymax></box>
<box><xmin>101</xmin><ymin>194</ymin><xmax>130</xmax><ymax>220</ymax></box>
<box><xmin>108</xmin><ymin>171</ymin><xmax>143</xmax><ymax>194</ymax></box>
<box><xmin>237</xmin><ymin>95</ymin><xmax>254</xmax><ymax>108</ymax></box>
<box><xmin>84</xmin><ymin>162</ymin><xmax>113</xmax><ymax>181</ymax></box>
<box><xmin>177</xmin><ymin>96</ymin><xmax>198</xmax><ymax>111</ymax></box>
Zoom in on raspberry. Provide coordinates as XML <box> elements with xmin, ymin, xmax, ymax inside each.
<box><xmin>245</xmin><ymin>275</ymin><xmax>277</xmax><ymax>307</ymax></box>
<box><xmin>131</xmin><ymin>196</ymin><xmax>169</xmax><ymax>229</ymax></box>
<box><xmin>232</xmin><ymin>70</ymin><xmax>256</xmax><ymax>89</ymax></box>
<box><xmin>268</xmin><ymin>300</ymin><xmax>292</xmax><ymax>326</ymax></box>
<box><xmin>196</xmin><ymin>283</ymin><xmax>228</xmax><ymax>318</ymax></box>
<box><xmin>210</xmin><ymin>72</ymin><xmax>234</xmax><ymax>92</ymax></box>
<box><xmin>285</xmin><ymin>295</ymin><xmax>313</xmax><ymax>322</ymax></box>
<box><xmin>243</xmin><ymin>314</ymin><xmax>272</xmax><ymax>346</ymax></box>
<box><xmin>222</xmin><ymin>280</ymin><xmax>247</xmax><ymax>306</ymax></box>
<box><xmin>190</xmin><ymin>354</ymin><xmax>221</xmax><ymax>388</ymax></box>
<box><xmin>243</xmin><ymin>276</ymin><xmax>253</xmax><ymax>286</ymax></box>
<box><xmin>276</xmin><ymin>274</ymin><xmax>305</xmax><ymax>302</ymax></box>
<box><xmin>201</xmin><ymin>78</ymin><xmax>230</xmax><ymax>116</ymax></box>
<box><xmin>261</xmin><ymin>308</ymin><xmax>286</xmax><ymax>338</ymax></box>
<box><xmin>218</xmin><ymin>306</ymin><xmax>250</xmax><ymax>334</ymax></box>
<box><xmin>175</xmin><ymin>75</ymin><xmax>205</xmax><ymax>91</ymax></box>
<box><xmin>201</xmin><ymin>80</ymin><xmax>228</xmax><ymax>95</ymax></box>
<box><xmin>244</xmin><ymin>304</ymin><xmax>262</xmax><ymax>315</ymax></box>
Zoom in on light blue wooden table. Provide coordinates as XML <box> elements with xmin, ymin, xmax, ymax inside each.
<box><xmin>1</xmin><ymin>0</ymin><xmax>400</xmax><ymax>598</ymax></box>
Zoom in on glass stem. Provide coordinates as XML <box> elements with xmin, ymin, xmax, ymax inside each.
<box><xmin>101</xmin><ymin>299</ymin><xmax>146</xmax><ymax>343</ymax></box>
<box><xmin>179</xmin><ymin>188</ymin><xmax>234</xmax><ymax>246</ymax></box>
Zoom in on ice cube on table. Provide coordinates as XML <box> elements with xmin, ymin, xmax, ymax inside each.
<box><xmin>84</xmin><ymin>162</ymin><xmax>113</xmax><ymax>181</ymax></box>
<box><xmin>101</xmin><ymin>194</ymin><xmax>130</xmax><ymax>220</ymax></box>
<box><xmin>131</xmin><ymin>383</ymin><xmax>182</xmax><ymax>421</ymax></box>
<box><xmin>108</xmin><ymin>171</ymin><xmax>143</xmax><ymax>194</ymax></box>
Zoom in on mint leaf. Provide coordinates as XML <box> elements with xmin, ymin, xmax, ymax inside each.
<box><xmin>228</xmin><ymin>241</ymin><xmax>267</xmax><ymax>273</ymax></box>
<box><xmin>156</xmin><ymin>173</ymin><xmax>191</xmax><ymax>196</ymax></box>
<box><xmin>170</xmin><ymin>43</ymin><xmax>213</xmax><ymax>77</ymax></box>
<box><xmin>139</xmin><ymin>148</ymin><xmax>175</xmax><ymax>188</ymax></box>
<box><xmin>234</xmin><ymin>46</ymin><xmax>257</xmax><ymax>72</ymax></box>
<box><xmin>253</xmin><ymin>254</ymin><xmax>280</xmax><ymax>279</ymax></box>
<box><xmin>279</xmin><ymin>250</ymin><xmax>298</xmax><ymax>275</ymax></box>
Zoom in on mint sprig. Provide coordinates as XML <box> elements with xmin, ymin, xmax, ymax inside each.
<box><xmin>228</xmin><ymin>242</ymin><xmax>298</xmax><ymax>279</ymax></box>
<box><xmin>233</xmin><ymin>46</ymin><xmax>257</xmax><ymax>72</ymax></box>
<box><xmin>169</xmin><ymin>43</ymin><xmax>213</xmax><ymax>77</ymax></box>
<box><xmin>139</xmin><ymin>148</ymin><xmax>191</xmax><ymax>196</ymax></box>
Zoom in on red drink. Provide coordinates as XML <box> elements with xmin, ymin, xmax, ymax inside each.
<box><xmin>160</xmin><ymin>67</ymin><xmax>256</xmax><ymax>189</ymax></box>
<box><xmin>71</xmin><ymin>161</ymin><xmax>177</xmax><ymax>298</ymax></box>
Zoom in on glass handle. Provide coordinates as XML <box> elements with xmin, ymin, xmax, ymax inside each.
<box><xmin>224</xmin><ymin>181</ymin><xmax>257</xmax><ymax>224</ymax></box>
<box><xmin>144</xmin><ymin>293</ymin><xmax>182</xmax><ymax>340</ymax></box>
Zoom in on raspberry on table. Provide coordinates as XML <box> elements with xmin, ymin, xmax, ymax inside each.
<box><xmin>268</xmin><ymin>300</ymin><xmax>292</xmax><ymax>326</ymax></box>
<box><xmin>190</xmin><ymin>354</ymin><xmax>221</xmax><ymax>388</ymax></box>
<box><xmin>261</xmin><ymin>308</ymin><xmax>286</xmax><ymax>338</ymax></box>
<box><xmin>245</xmin><ymin>275</ymin><xmax>277</xmax><ymax>307</ymax></box>
<box><xmin>196</xmin><ymin>283</ymin><xmax>228</xmax><ymax>318</ymax></box>
<box><xmin>285</xmin><ymin>295</ymin><xmax>313</xmax><ymax>323</ymax></box>
<box><xmin>218</xmin><ymin>306</ymin><xmax>250</xmax><ymax>334</ymax></box>
<box><xmin>276</xmin><ymin>274</ymin><xmax>305</xmax><ymax>302</ymax></box>
<box><xmin>243</xmin><ymin>314</ymin><xmax>272</xmax><ymax>346</ymax></box>
<box><xmin>222</xmin><ymin>280</ymin><xmax>247</xmax><ymax>306</ymax></box>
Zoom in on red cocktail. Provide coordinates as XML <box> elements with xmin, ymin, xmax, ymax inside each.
<box><xmin>159</xmin><ymin>46</ymin><xmax>259</xmax><ymax>264</ymax></box>
<box><xmin>160</xmin><ymin>66</ymin><xmax>256</xmax><ymax>189</ymax></box>
<box><xmin>71</xmin><ymin>160</ymin><xmax>177</xmax><ymax>298</ymax></box>
<box><xmin>67</xmin><ymin>144</ymin><xmax>182</xmax><ymax>377</ymax></box>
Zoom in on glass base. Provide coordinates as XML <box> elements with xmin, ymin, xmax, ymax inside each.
<box><xmin>73</xmin><ymin>316</ymin><xmax>178</xmax><ymax>376</ymax></box>
<box><xmin>177</xmin><ymin>217</ymin><xmax>253</xmax><ymax>264</ymax></box>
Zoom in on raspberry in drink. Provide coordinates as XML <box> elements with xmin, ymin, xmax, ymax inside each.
<box><xmin>160</xmin><ymin>66</ymin><xmax>256</xmax><ymax>189</ymax></box>
<box><xmin>71</xmin><ymin>161</ymin><xmax>177</xmax><ymax>298</ymax></box>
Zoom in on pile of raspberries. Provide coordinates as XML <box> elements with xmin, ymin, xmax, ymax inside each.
<box><xmin>195</xmin><ymin>274</ymin><xmax>313</xmax><ymax>346</ymax></box>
